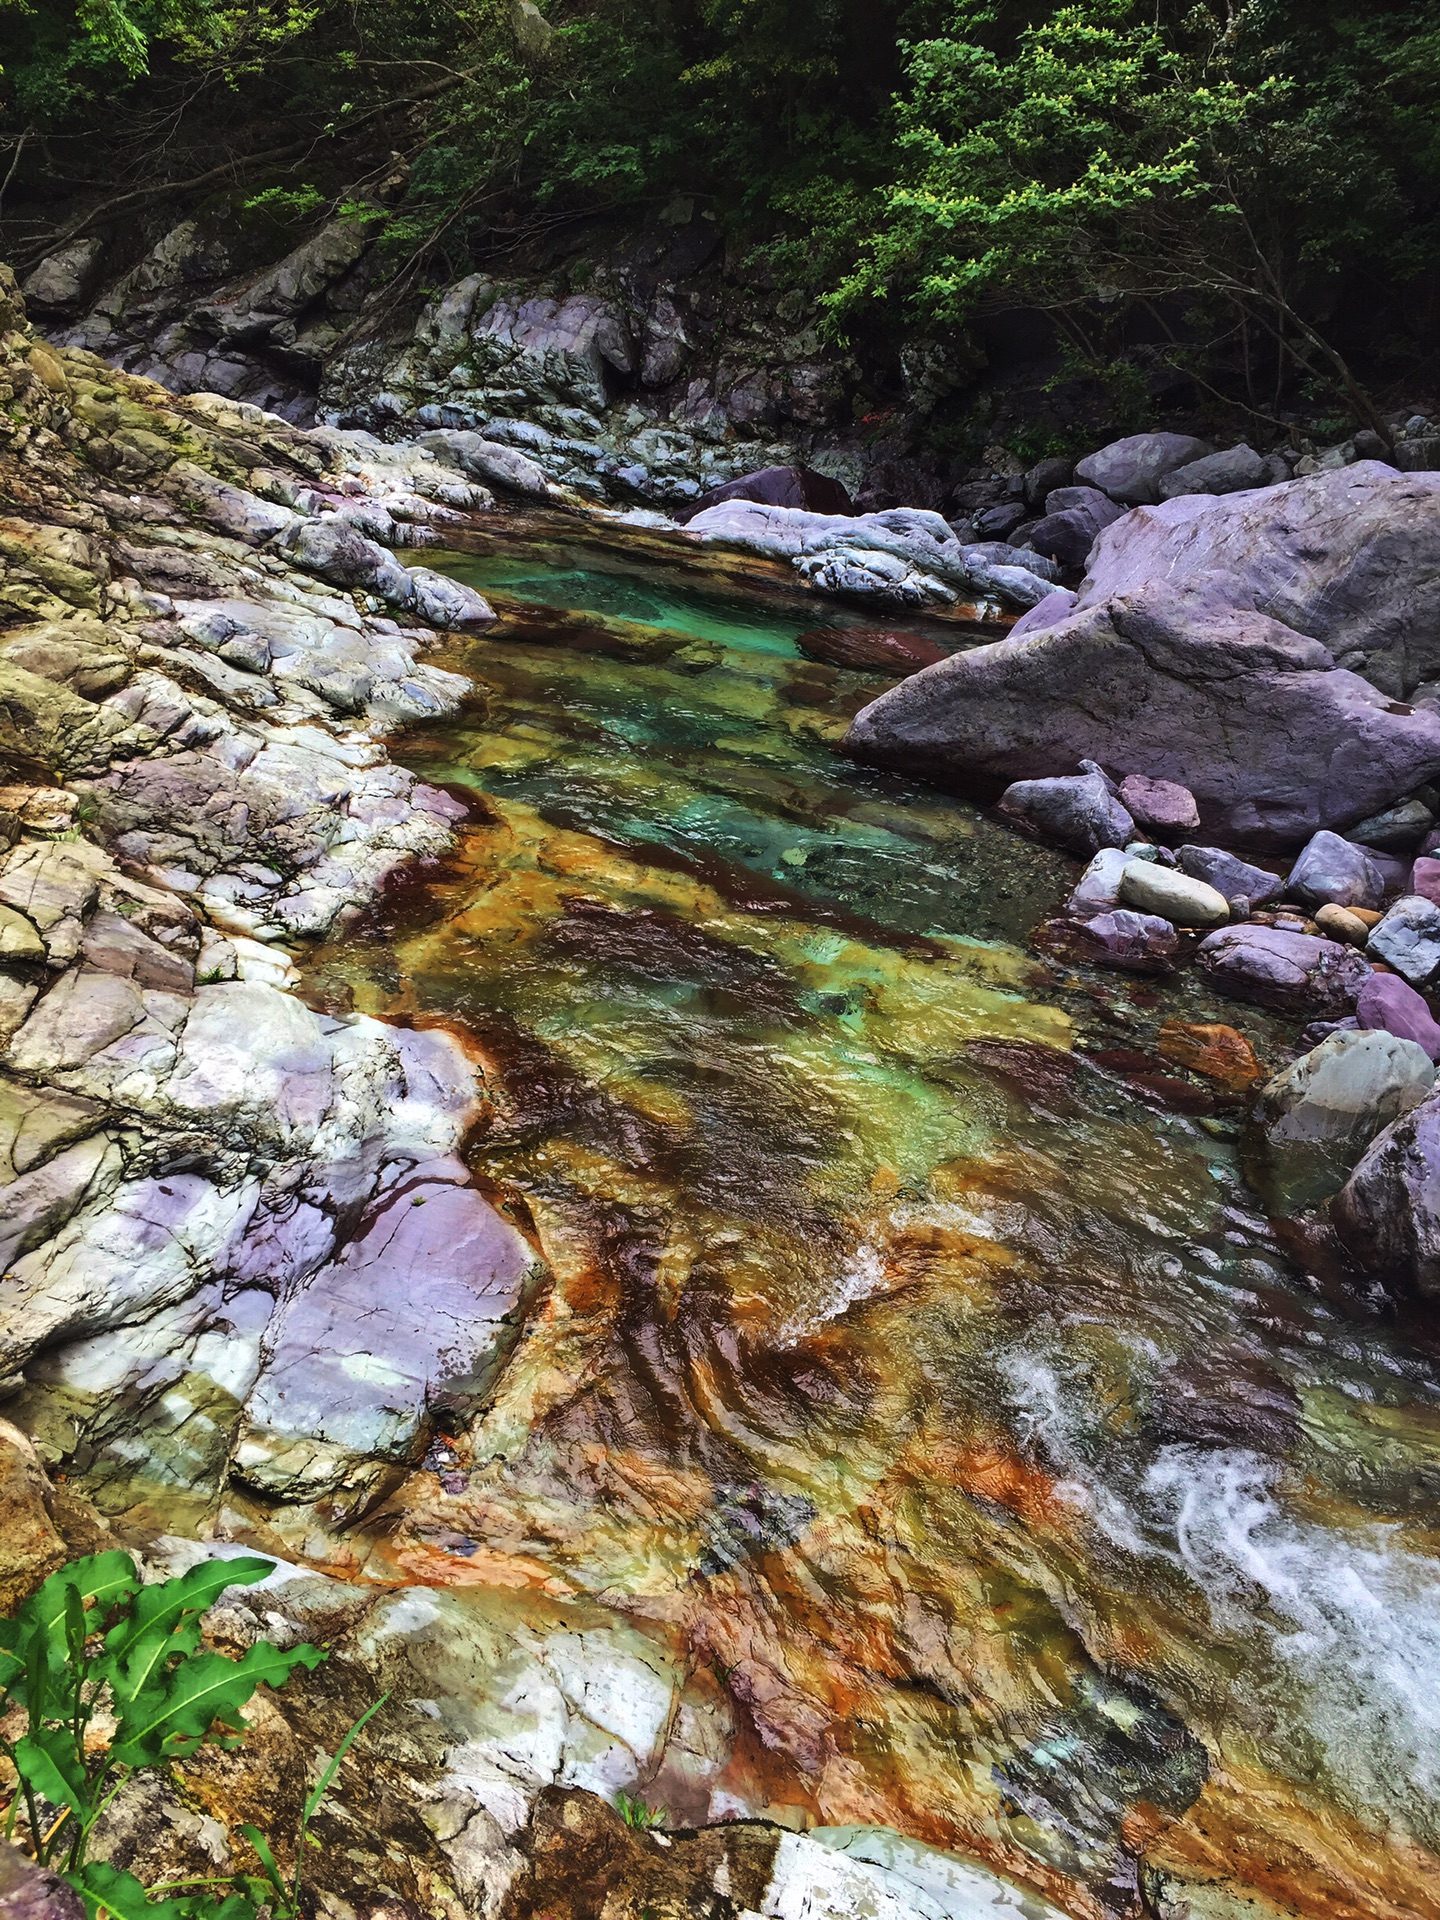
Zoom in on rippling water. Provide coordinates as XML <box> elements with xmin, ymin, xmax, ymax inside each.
<box><xmin>304</xmin><ymin>518</ymin><xmax>1440</xmax><ymax>1920</ymax></box>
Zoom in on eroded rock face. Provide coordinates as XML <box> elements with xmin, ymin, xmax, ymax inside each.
<box><xmin>685</xmin><ymin>501</ymin><xmax>1062</xmax><ymax>611</ymax></box>
<box><xmin>1077</xmin><ymin>462</ymin><xmax>1440</xmax><ymax>696</ymax></box>
<box><xmin>844</xmin><ymin>589</ymin><xmax>1440</xmax><ymax>848</ymax></box>
<box><xmin>0</xmin><ymin>266</ymin><xmax>545</xmax><ymax>1540</ymax></box>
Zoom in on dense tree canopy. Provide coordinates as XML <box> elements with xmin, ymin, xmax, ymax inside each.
<box><xmin>2</xmin><ymin>0</ymin><xmax>1439</xmax><ymax>417</ymax></box>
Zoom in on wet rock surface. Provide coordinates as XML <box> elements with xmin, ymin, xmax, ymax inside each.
<box><xmin>1194</xmin><ymin>924</ymin><xmax>1371</xmax><ymax>1015</ymax></box>
<box><xmin>9</xmin><ymin>243</ymin><xmax>1440</xmax><ymax>1920</ymax></box>
<box><xmin>1249</xmin><ymin>1029</ymin><xmax>1435</xmax><ymax>1213</ymax></box>
<box><xmin>847</xmin><ymin>588</ymin><xmax>1440</xmax><ymax>848</ymax></box>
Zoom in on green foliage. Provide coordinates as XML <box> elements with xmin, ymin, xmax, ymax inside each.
<box><xmin>0</xmin><ymin>1551</ymin><xmax>324</xmax><ymax>1919</ymax></box>
<box><xmin>0</xmin><ymin>0</ymin><xmax>319</xmax><ymax>123</ymax></box>
<box><xmin>829</xmin><ymin>0</ymin><xmax>1440</xmax><ymax>410</ymax></box>
<box><xmin>614</xmin><ymin>1790</ymin><xmax>667</xmax><ymax>1830</ymax></box>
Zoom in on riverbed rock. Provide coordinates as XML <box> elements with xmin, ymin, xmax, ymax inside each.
<box><xmin>1175</xmin><ymin>845</ymin><xmax>1283</xmax><ymax>911</ymax></box>
<box><xmin>405</xmin><ymin>568</ymin><xmax>496</xmax><ymax>629</ymax></box>
<box><xmin>1156</xmin><ymin>1020</ymin><xmax>1265</xmax><ymax>1094</ymax></box>
<box><xmin>276</xmin><ymin>517</ymin><xmax>414</xmax><ymax>602</ymax></box>
<box><xmin>845</xmin><ymin>588</ymin><xmax>1440</xmax><ymax>848</ymax></box>
<box><xmin>681</xmin><ymin>464</ymin><xmax>854</xmax><ymax>521</ymax></box>
<box><xmin>1027</xmin><ymin>486</ymin><xmax>1126</xmax><ymax>569</ymax></box>
<box><xmin>1195</xmin><ymin>924</ymin><xmax>1371</xmax><ymax>1015</ymax></box>
<box><xmin>1356</xmin><ymin>972</ymin><xmax>1440</xmax><ymax>1060</ymax></box>
<box><xmin>1066</xmin><ymin>847</ymin><xmax>1133</xmax><ymax>915</ymax></box>
<box><xmin>1287</xmin><ymin>830</ymin><xmax>1387</xmax><ymax>911</ymax></box>
<box><xmin>684</xmin><ymin>500</ymin><xmax>1059</xmax><ymax>611</ymax></box>
<box><xmin>793</xmin><ymin>628</ymin><xmax>949</xmax><ymax>674</ymax></box>
<box><xmin>1076</xmin><ymin>462</ymin><xmax>1440</xmax><ymax>697</ymax></box>
<box><xmin>1249</xmin><ymin>1029</ymin><xmax>1435</xmax><ymax>1213</ymax></box>
<box><xmin>1074</xmin><ymin>432</ymin><xmax>1214</xmax><ymax>505</ymax></box>
<box><xmin>1118</xmin><ymin>861</ymin><xmax>1229</xmax><ymax>926</ymax></box>
<box><xmin>1333</xmin><ymin>1090</ymin><xmax>1440</xmax><ymax>1297</ymax></box>
<box><xmin>998</xmin><ymin>769</ymin><xmax>1134</xmax><ymax>855</ymax></box>
<box><xmin>1410</xmin><ymin>855</ymin><xmax>1440</xmax><ymax>907</ymax></box>
<box><xmin>1118</xmin><ymin>774</ymin><xmax>1199</xmax><ymax>837</ymax></box>
<box><xmin>1314</xmin><ymin>902</ymin><xmax>1370</xmax><ymax>947</ymax></box>
<box><xmin>1346</xmin><ymin>798</ymin><xmax>1435</xmax><ymax>851</ymax></box>
<box><xmin>1158</xmin><ymin>444</ymin><xmax>1267</xmax><ymax>499</ymax></box>
<box><xmin>1036</xmin><ymin>908</ymin><xmax>1178</xmax><ymax>972</ymax></box>
<box><xmin>233</xmin><ymin>1160</ymin><xmax>535</xmax><ymax>1509</ymax></box>
<box><xmin>1367</xmin><ymin>894</ymin><xmax>1440</xmax><ymax>985</ymax></box>
<box><xmin>417</xmin><ymin>429</ymin><xmax>553</xmax><ymax>498</ymax></box>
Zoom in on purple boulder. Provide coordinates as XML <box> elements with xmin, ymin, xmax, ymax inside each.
<box><xmin>1195</xmin><ymin>924</ymin><xmax>1371</xmax><ymax>1017</ymax></box>
<box><xmin>1356</xmin><ymin>972</ymin><xmax>1440</xmax><ymax>1062</ymax></box>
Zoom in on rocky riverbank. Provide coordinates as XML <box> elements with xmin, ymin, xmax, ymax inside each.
<box><xmin>8</xmin><ymin>239</ymin><xmax>1440</xmax><ymax>1920</ymax></box>
<box><xmin>0</xmin><ymin>260</ymin><xmax>1100</xmax><ymax>1920</ymax></box>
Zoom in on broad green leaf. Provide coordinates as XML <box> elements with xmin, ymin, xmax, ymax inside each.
<box><xmin>0</xmin><ymin>1554</ymin><xmax>139</xmax><ymax>1663</ymax></box>
<box><xmin>71</xmin><ymin>1862</ymin><xmax>260</xmax><ymax>1920</ymax></box>
<box><xmin>69</xmin><ymin>1862</ymin><xmax>157</xmax><ymax>1920</ymax></box>
<box><xmin>14</xmin><ymin>1727</ymin><xmax>87</xmax><ymax>1821</ymax></box>
<box><xmin>102</xmin><ymin>1559</ymin><xmax>277</xmax><ymax>1710</ymax></box>
<box><xmin>110</xmin><ymin>1641</ymin><xmax>324</xmax><ymax>1767</ymax></box>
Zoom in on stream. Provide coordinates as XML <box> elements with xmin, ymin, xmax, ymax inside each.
<box><xmin>300</xmin><ymin>516</ymin><xmax>1440</xmax><ymax>1920</ymax></box>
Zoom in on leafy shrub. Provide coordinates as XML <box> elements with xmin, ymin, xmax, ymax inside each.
<box><xmin>0</xmin><ymin>1549</ymin><xmax>373</xmax><ymax>1920</ymax></box>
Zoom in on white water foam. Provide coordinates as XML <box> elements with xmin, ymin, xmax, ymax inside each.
<box><xmin>999</xmin><ymin>1347</ymin><xmax>1440</xmax><ymax>1846</ymax></box>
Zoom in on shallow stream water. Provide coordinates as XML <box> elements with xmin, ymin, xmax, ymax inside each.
<box><xmin>303</xmin><ymin>517</ymin><xmax>1440</xmax><ymax>1920</ymax></box>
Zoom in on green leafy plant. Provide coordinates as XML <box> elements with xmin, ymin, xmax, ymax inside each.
<box><xmin>615</xmin><ymin>1790</ymin><xmax>667</xmax><ymax>1831</ymax></box>
<box><xmin>0</xmin><ymin>1550</ymin><xmax>324</xmax><ymax>1920</ymax></box>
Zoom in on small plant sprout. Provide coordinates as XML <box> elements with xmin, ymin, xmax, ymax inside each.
<box><xmin>615</xmin><ymin>1790</ymin><xmax>667</xmax><ymax>1831</ymax></box>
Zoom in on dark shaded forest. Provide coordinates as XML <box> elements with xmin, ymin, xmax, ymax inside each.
<box><xmin>5</xmin><ymin>0</ymin><xmax>1440</xmax><ymax>431</ymax></box>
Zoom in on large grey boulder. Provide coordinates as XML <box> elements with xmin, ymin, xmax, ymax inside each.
<box><xmin>1028</xmin><ymin>486</ymin><xmax>1125</xmax><ymax>568</ymax></box>
<box><xmin>1195</xmin><ymin>924</ymin><xmax>1371</xmax><ymax>1015</ymax></box>
<box><xmin>1074</xmin><ymin>432</ymin><xmax>1213</xmax><ymax>505</ymax></box>
<box><xmin>417</xmin><ymin>429</ymin><xmax>553</xmax><ymax>498</ymax></box>
<box><xmin>1249</xmin><ymin>1029</ymin><xmax>1435</xmax><ymax>1213</ymax></box>
<box><xmin>1333</xmin><ymin>1091</ymin><xmax>1440</xmax><ymax>1297</ymax></box>
<box><xmin>684</xmin><ymin>501</ymin><xmax>1062</xmax><ymax>611</ymax></box>
<box><xmin>1077</xmin><ymin>462</ymin><xmax>1440</xmax><ymax>695</ymax></box>
<box><xmin>1175</xmin><ymin>845</ymin><xmax>1283</xmax><ymax>911</ymax></box>
<box><xmin>844</xmin><ymin>588</ymin><xmax>1440</xmax><ymax>849</ymax></box>
<box><xmin>1286</xmin><ymin>830</ymin><xmax>1386</xmax><ymax>911</ymax></box>
<box><xmin>277</xmin><ymin>517</ymin><xmax>413</xmax><ymax>603</ymax></box>
<box><xmin>1158</xmin><ymin>444</ymin><xmax>1267</xmax><ymax>499</ymax></box>
<box><xmin>21</xmin><ymin>238</ymin><xmax>104</xmax><ymax>316</ymax></box>
<box><xmin>997</xmin><ymin>768</ymin><xmax>1133</xmax><ymax>855</ymax></box>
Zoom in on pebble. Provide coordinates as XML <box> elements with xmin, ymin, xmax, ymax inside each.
<box><xmin>1119</xmin><ymin>861</ymin><xmax>1230</xmax><ymax>927</ymax></box>
<box><xmin>1314</xmin><ymin>903</ymin><xmax>1370</xmax><ymax>947</ymax></box>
